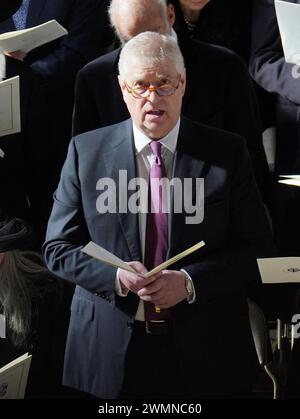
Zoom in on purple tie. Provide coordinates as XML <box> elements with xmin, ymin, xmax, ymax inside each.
<box><xmin>144</xmin><ymin>141</ymin><xmax>169</xmax><ymax>321</ymax></box>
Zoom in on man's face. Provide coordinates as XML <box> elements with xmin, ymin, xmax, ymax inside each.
<box><xmin>117</xmin><ymin>4</ymin><xmax>175</xmax><ymax>43</ymax></box>
<box><xmin>119</xmin><ymin>60</ymin><xmax>186</xmax><ymax>139</ymax></box>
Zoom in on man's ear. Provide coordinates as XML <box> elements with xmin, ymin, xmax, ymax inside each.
<box><xmin>167</xmin><ymin>4</ymin><xmax>176</xmax><ymax>27</ymax></box>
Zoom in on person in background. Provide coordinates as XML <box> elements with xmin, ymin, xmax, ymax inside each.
<box><xmin>0</xmin><ymin>210</ymin><xmax>68</xmax><ymax>398</ymax></box>
<box><xmin>0</xmin><ymin>0</ymin><xmax>112</xmax><ymax>244</ymax></box>
<box><xmin>170</xmin><ymin>0</ymin><xmax>252</xmax><ymax>63</ymax></box>
<box><xmin>250</xmin><ymin>0</ymin><xmax>300</xmax><ymax>398</ymax></box>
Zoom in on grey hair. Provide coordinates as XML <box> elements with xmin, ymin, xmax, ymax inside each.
<box><xmin>108</xmin><ymin>0</ymin><xmax>168</xmax><ymax>43</ymax></box>
<box><xmin>0</xmin><ymin>250</ymin><xmax>56</xmax><ymax>347</ymax></box>
<box><xmin>118</xmin><ymin>31</ymin><xmax>185</xmax><ymax>79</ymax></box>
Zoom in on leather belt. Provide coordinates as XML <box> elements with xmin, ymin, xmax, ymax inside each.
<box><xmin>134</xmin><ymin>320</ymin><xmax>172</xmax><ymax>335</ymax></box>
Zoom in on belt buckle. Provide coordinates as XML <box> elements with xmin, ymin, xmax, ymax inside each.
<box><xmin>145</xmin><ymin>320</ymin><xmax>166</xmax><ymax>335</ymax></box>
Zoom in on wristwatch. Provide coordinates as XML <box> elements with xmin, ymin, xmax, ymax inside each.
<box><xmin>184</xmin><ymin>272</ymin><xmax>194</xmax><ymax>302</ymax></box>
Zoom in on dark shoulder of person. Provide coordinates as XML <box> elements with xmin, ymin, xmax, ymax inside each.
<box><xmin>172</xmin><ymin>0</ymin><xmax>252</xmax><ymax>63</ymax></box>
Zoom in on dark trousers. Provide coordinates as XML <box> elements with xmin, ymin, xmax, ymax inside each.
<box><xmin>119</xmin><ymin>323</ymin><xmax>188</xmax><ymax>399</ymax></box>
<box><xmin>118</xmin><ymin>322</ymin><xmax>255</xmax><ymax>399</ymax></box>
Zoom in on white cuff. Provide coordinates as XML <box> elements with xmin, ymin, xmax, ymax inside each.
<box><xmin>181</xmin><ymin>269</ymin><xmax>196</xmax><ymax>304</ymax></box>
<box><xmin>0</xmin><ymin>54</ymin><xmax>6</xmax><ymax>80</ymax></box>
<box><xmin>115</xmin><ymin>268</ymin><xmax>129</xmax><ymax>297</ymax></box>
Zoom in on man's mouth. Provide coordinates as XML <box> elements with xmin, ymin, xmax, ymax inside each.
<box><xmin>146</xmin><ymin>109</ymin><xmax>165</xmax><ymax>117</ymax></box>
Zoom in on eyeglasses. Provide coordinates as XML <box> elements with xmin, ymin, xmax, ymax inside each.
<box><xmin>124</xmin><ymin>76</ymin><xmax>181</xmax><ymax>99</ymax></box>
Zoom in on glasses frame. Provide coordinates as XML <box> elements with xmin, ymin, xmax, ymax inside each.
<box><xmin>124</xmin><ymin>76</ymin><xmax>181</xmax><ymax>99</ymax></box>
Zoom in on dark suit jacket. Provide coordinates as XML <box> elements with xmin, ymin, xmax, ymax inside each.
<box><xmin>44</xmin><ymin>117</ymin><xmax>273</xmax><ymax>398</ymax></box>
<box><xmin>250</xmin><ymin>0</ymin><xmax>300</xmax><ymax>173</ymax></box>
<box><xmin>0</xmin><ymin>0</ymin><xmax>110</xmax><ymax>232</ymax></box>
<box><xmin>170</xmin><ymin>0</ymin><xmax>252</xmax><ymax>63</ymax></box>
<box><xmin>73</xmin><ymin>37</ymin><xmax>270</xmax><ymax>203</ymax></box>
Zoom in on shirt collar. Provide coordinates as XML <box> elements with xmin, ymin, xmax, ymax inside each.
<box><xmin>133</xmin><ymin>118</ymin><xmax>180</xmax><ymax>155</ymax></box>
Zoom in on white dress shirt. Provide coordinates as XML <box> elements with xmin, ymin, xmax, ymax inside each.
<box><xmin>115</xmin><ymin>119</ymin><xmax>195</xmax><ymax>320</ymax></box>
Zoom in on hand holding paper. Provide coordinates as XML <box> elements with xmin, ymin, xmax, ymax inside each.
<box><xmin>0</xmin><ymin>20</ymin><xmax>67</xmax><ymax>54</ymax></box>
<box><xmin>4</xmin><ymin>50</ymin><xmax>27</xmax><ymax>61</ymax></box>
<box><xmin>82</xmin><ymin>240</ymin><xmax>205</xmax><ymax>278</ymax></box>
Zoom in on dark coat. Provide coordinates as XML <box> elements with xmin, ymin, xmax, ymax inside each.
<box><xmin>170</xmin><ymin>0</ymin><xmax>252</xmax><ymax>63</ymax></box>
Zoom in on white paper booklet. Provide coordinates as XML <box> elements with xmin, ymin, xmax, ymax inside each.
<box><xmin>257</xmin><ymin>257</ymin><xmax>300</xmax><ymax>284</ymax></box>
<box><xmin>0</xmin><ymin>353</ymin><xmax>32</xmax><ymax>399</ymax></box>
<box><xmin>0</xmin><ymin>76</ymin><xmax>20</xmax><ymax>138</ymax></box>
<box><xmin>278</xmin><ymin>175</ymin><xmax>300</xmax><ymax>187</ymax></box>
<box><xmin>82</xmin><ymin>240</ymin><xmax>205</xmax><ymax>278</ymax></box>
<box><xmin>275</xmin><ymin>0</ymin><xmax>300</xmax><ymax>64</ymax></box>
<box><xmin>0</xmin><ymin>19</ymin><xmax>67</xmax><ymax>54</ymax></box>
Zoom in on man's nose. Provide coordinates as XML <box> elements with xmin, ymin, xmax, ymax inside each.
<box><xmin>146</xmin><ymin>89</ymin><xmax>161</xmax><ymax>103</ymax></box>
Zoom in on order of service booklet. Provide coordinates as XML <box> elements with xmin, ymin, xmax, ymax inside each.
<box><xmin>0</xmin><ymin>76</ymin><xmax>20</xmax><ymax>139</ymax></box>
<box><xmin>275</xmin><ymin>0</ymin><xmax>300</xmax><ymax>64</ymax></box>
<box><xmin>278</xmin><ymin>175</ymin><xmax>300</xmax><ymax>187</ymax></box>
<box><xmin>257</xmin><ymin>257</ymin><xmax>300</xmax><ymax>284</ymax></box>
<box><xmin>82</xmin><ymin>240</ymin><xmax>205</xmax><ymax>278</ymax></box>
<box><xmin>0</xmin><ymin>353</ymin><xmax>32</xmax><ymax>399</ymax></box>
<box><xmin>0</xmin><ymin>19</ymin><xmax>67</xmax><ymax>54</ymax></box>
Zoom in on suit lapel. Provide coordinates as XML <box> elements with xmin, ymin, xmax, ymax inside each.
<box><xmin>167</xmin><ymin>117</ymin><xmax>206</xmax><ymax>258</ymax></box>
<box><xmin>26</xmin><ymin>0</ymin><xmax>47</xmax><ymax>27</ymax></box>
<box><xmin>103</xmin><ymin>120</ymin><xmax>142</xmax><ymax>262</ymax></box>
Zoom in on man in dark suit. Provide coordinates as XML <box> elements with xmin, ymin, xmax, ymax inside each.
<box><xmin>44</xmin><ymin>31</ymin><xmax>273</xmax><ymax>398</ymax></box>
<box><xmin>0</xmin><ymin>0</ymin><xmax>110</xmax><ymax>242</ymax></box>
<box><xmin>73</xmin><ymin>0</ymin><xmax>270</xmax><ymax>205</ymax></box>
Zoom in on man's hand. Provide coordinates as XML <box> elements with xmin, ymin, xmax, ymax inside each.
<box><xmin>118</xmin><ymin>261</ymin><xmax>162</xmax><ymax>295</ymax></box>
<box><xmin>4</xmin><ymin>50</ymin><xmax>27</xmax><ymax>61</ymax></box>
<box><xmin>137</xmin><ymin>270</ymin><xmax>188</xmax><ymax>309</ymax></box>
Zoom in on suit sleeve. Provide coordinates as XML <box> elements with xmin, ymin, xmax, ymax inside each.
<box><xmin>182</xmin><ymin>139</ymin><xmax>275</xmax><ymax>305</ymax></box>
<box><xmin>250</xmin><ymin>0</ymin><xmax>300</xmax><ymax>105</ymax></box>
<box><xmin>26</xmin><ymin>0</ymin><xmax>108</xmax><ymax>85</ymax></box>
<box><xmin>42</xmin><ymin>138</ymin><xmax>118</xmax><ymax>303</ymax></box>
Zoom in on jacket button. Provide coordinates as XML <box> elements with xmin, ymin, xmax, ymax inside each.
<box><xmin>127</xmin><ymin>321</ymin><xmax>134</xmax><ymax>329</ymax></box>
